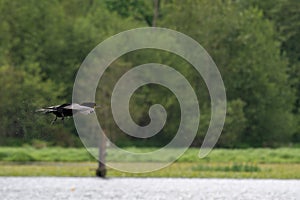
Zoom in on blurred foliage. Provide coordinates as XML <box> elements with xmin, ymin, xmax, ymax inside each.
<box><xmin>0</xmin><ymin>0</ymin><xmax>299</xmax><ymax>147</ymax></box>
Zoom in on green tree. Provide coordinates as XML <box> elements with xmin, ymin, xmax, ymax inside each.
<box><xmin>160</xmin><ymin>0</ymin><xmax>295</xmax><ymax>147</ymax></box>
<box><xmin>104</xmin><ymin>0</ymin><xmax>154</xmax><ymax>26</ymax></box>
<box><xmin>239</xmin><ymin>0</ymin><xmax>300</xmax><ymax>143</ymax></box>
<box><xmin>0</xmin><ymin>65</ymin><xmax>71</xmax><ymax>145</ymax></box>
<box><xmin>0</xmin><ymin>0</ymin><xmax>141</xmax><ymax>146</ymax></box>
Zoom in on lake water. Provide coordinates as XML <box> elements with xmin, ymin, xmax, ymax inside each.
<box><xmin>0</xmin><ymin>177</ymin><xmax>299</xmax><ymax>200</ymax></box>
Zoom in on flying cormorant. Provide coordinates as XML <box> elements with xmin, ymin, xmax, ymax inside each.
<box><xmin>36</xmin><ymin>102</ymin><xmax>98</xmax><ymax>124</ymax></box>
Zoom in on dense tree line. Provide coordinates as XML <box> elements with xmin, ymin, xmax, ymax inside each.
<box><xmin>0</xmin><ymin>0</ymin><xmax>299</xmax><ymax>148</ymax></box>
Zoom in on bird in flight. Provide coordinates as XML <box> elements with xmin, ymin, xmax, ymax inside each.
<box><xmin>36</xmin><ymin>102</ymin><xmax>99</xmax><ymax>124</ymax></box>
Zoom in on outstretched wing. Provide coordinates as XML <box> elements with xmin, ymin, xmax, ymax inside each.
<box><xmin>36</xmin><ymin>104</ymin><xmax>60</xmax><ymax>114</ymax></box>
<box><xmin>80</xmin><ymin>102</ymin><xmax>96</xmax><ymax>108</ymax></box>
<box><xmin>64</xmin><ymin>103</ymin><xmax>95</xmax><ymax>115</ymax></box>
<box><xmin>36</xmin><ymin>108</ymin><xmax>56</xmax><ymax>114</ymax></box>
<box><xmin>36</xmin><ymin>103</ymin><xmax>97</xmax><ymax>116</ymax></box>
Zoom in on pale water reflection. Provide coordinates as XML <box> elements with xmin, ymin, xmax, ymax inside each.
<box><xmin>0</xmin><ymin>177</ymin><xmax>299</xmax><ymax>200</ymax></box>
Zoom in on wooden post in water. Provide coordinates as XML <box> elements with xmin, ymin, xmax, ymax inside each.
<box><xmin>96</xmin><ymin>131</ymin><xmax>107</xmax><ymax>177</ymax></box>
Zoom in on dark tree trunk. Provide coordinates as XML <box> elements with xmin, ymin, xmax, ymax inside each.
<box><xmin>152</xmin><ymin>0</ymin><xmax>160</xmax><ymax>27</ymax></box>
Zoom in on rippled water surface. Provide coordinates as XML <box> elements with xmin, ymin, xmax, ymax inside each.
<box><xmin>0</xmin><ymin>177</ymin><xmax>299</xmax><ymax>200</ymax></box>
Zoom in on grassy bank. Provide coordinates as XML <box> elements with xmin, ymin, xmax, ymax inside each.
<box><xmin>0</xmin><ymin>147</ymin><xmax>299</xmax><ymax>163</ymax></box>
<box><xmin>0</xmin><ymin>147</ymin><xmax>299</xmax><ymax>178</ymax></box>
<box><xmin>0</xmin><ymin>162</ymin><xmax>299</xmax><ymax>179</ymax></box>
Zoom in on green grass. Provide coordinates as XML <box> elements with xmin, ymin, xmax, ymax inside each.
<box><xmin>178</xmin><ymin>148</ymin><xmax>300</xmax><ymax>163</ymax></box>
<box><xmin>0</xmin><ymin>147</ymin><xmax>95</xmax><ymax>162</ymax></box>
<box><xmin>0</xmin><ymin>147</ymin><xmax>299</xmax><ymax>163</ymax></box>
<box><xmin>108</xmin><ymin>163</ymin><xmax>300</xmax><ymax>179</ymax></box>
<box><xmin>191</xmin><ymin>162</ymin><xmax>261</xmax><ymax>172</ymax></box>
<box><xmin>0</xmin><ymin>162</ymin><xmax>299</xmax><ymax>179</ymax></box>
<box><xmin>0</xmin><ymin>147</ymin><xmax>299</xmax><ymax>178</ymax></box>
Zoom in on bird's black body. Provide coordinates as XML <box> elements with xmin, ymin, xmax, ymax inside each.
<box><xmin>36</xmin><ymin>102</ymin><xmax>97</xmax><ymax>124</ymax></box>
<box><xmin>54</xmin><ymin>103</ymin><xmax>74</xmax><ymax>117</ymax></box>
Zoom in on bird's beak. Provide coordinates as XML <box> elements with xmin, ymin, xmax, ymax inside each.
<box><xmin>94</xmin><ymin>105</ymin><xmax>101</xmax><ymax>109</ymax></box>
